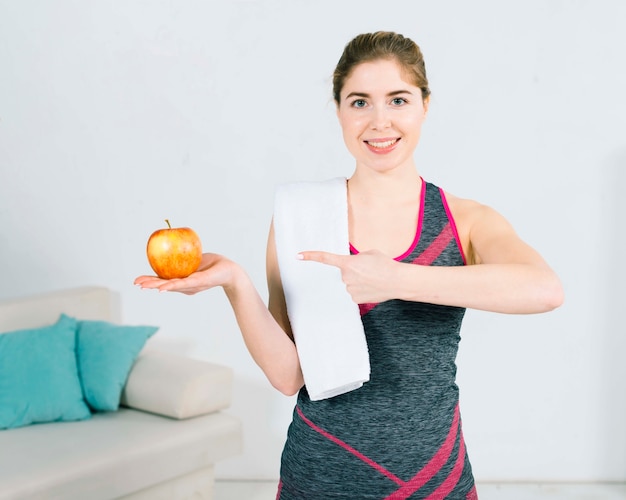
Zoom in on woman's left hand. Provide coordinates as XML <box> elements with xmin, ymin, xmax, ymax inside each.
<box><xmin>134</xmin><ymin>253</ymin><xmax>238</xmax><ymax>295</ymax></box>
<box><xmin>297</xmin><ymin>249</ymin><xmax>400</xmax><ymax>304</ymax></box>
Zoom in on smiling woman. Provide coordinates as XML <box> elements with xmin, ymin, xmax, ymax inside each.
<box><xmin>135</xmin><ymin>31</ymin><xmax>563</xmax><ymax>499</ymax></box>
<box><xmin>335</xmin><ymin>59</ymin><xmax>429</xmax><ymax>178</ymax></box>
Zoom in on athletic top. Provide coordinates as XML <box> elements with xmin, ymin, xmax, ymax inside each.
<box><xmin>277</xmin><ymin>180</ymin><xmax>478</xmax><ymax>499</ymax></box>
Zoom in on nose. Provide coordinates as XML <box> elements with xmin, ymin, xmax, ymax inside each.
<box><xmin>370</xmin><ymin>105</ymin><xmax>391</xmax><ymax>130</ymax></box>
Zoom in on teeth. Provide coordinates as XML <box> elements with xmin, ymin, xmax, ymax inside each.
<box><xmin>368</xmin><ymin>139</ymin><xmax>397</xmax><ymax>148</ymax></box>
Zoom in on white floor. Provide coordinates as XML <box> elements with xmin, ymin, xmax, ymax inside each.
<box><xmin>214</xmin><ymin>480</ymin><xmax>626</xmax><ymax>500</ymax></box>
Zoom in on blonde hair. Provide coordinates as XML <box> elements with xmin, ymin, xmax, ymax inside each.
<box><xmin>332</xmin><ymin>31</ymin><xmax>431</xmax><ymax>105</ymax></box>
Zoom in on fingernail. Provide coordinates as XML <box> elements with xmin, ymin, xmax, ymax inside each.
<box><xmin>296</xmin><ymin>253</ymin><xmax>304</xmax><ymax>260</ymax></box>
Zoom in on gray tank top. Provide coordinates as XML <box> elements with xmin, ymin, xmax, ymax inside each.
<box><xmin>278</xmin><ymin>180</ymin><xmax>478</xmax><ymax>499</ymax></box>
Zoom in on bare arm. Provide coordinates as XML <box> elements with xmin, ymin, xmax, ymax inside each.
<box><xmin>299</xmin><ymin>197</ymin><xmax>563</xmax><ymax>314</ymax></box>
<box><xmin>397</xmin><ymin>205</ymin><xmax>562</xmax><ymax>313</ymax></box>
<box><xmin>134</xmin><ymin>223</ymin><xmax>304</xmax><ymax>395</ymax></box>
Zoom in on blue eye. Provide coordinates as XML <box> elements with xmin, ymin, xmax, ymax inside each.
<box><xmin>391</xmin><ymin>97</ymin><xmax>407</xmax><ymax>106</ymax></box>
<box><xmin>351</xmin><ymin>99</ymin><xmax>367</xmax><ymax>108</ymax></box>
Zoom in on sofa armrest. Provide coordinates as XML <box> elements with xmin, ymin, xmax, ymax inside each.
<box><xmin>120</xmin><ymin>351</ymin><xmax>234</xmax><ymax>419</ymax></box>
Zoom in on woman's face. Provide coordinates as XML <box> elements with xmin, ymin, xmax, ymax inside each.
<box><xmin>336</xmin><ymin>58</ymin><xmax>429</xmax><ymax>175</ymax></box>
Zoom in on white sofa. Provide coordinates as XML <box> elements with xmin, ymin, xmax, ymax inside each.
<box><xmin>0</xmin><ymin>287</ymin><xmax>243</xmax><ymax>500</ymax></box>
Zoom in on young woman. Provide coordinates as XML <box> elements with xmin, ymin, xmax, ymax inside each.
<box><xmin>136</xmin><ymin>32</ymin><xmax>563</xmax><ymax>499</ymax></box>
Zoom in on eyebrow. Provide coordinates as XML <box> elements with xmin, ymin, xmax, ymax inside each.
<box><xmin>344</xmin><ymin>90</ymin><xmax>414</xmax><ymax>100</ymax></box>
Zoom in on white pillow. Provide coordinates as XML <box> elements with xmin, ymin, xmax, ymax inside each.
<box><xmin>121</xmin><ymin>352</ymin><xmax>233</xmax><ymax>419</ymax></box>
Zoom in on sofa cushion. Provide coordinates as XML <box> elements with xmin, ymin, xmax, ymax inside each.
<box><xmin>0</xmin><ymin>315</ymin><xmax>91</xmax><ymax>430</ymax></box>
<box><xmin>121</xmin><ymin>352</ymin><xmax>234</xmax><ymax>419</ymax></box>
<box><xmin>0</xmin><ymin>408</ymin><xmax>243</xmax><ymax>500</ymax></box>
<box><xmin>76</xmin><ymin>318</ymin><xmax>158</xmax><ymax>411</ymax></box>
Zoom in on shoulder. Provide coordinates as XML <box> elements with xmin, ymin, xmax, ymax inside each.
<box><xmin>424</xmin><ymin>181</ymin><xmax>494</xmax><ymax>223</ymax></box>
<box><xmin>441</xmin><ymin>190</ymin><xmax>497</xmax><ymax>223</ymax></box>
<box><xmin>440</xmin><ymin>190</ymin><xmax>516</xmax><ymax>265</ymax></box>
<box><xmin>439</xmin><ymin>189</ymin><xmax>496</xmax><ymax>233</ymax></box>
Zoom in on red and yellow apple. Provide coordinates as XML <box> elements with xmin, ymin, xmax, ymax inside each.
<box><xmin>146</xmin><ymin>220</ymin><xmax>202</xmax><ymax>279</ymax></box>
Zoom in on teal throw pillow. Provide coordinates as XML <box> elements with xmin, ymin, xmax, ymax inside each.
<box><xmin>76</xmin><ymin>318</ymin><xmax>158</xmax><ymax>411</ymax></box>
<box><xmin>0</xmin><ymin>314</ymin><xmax>91</xmax><ymax>430</ymax></box>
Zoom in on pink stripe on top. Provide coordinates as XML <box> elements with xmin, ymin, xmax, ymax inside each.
<box><xmin>296</xmin><ymin>406</ymin><xmax>405</xmax><ymax>486</ymax></box>
<box><xmin>410</xmin><ymin>224</ymin><xmax>454</xmax><ymax>267</ymax></box>
<box><xmin>424</xmin><ymin>431</ymin><xmax>466</xmax><ymax>500</ymax></box>
<box><xmin>350</xmin><ymin>178</ymin><xmax>426</xmax><ymax>261</ymax></box>
<box><xmin>295</xmin><ymin>402</ymin><xmax>466</xmax><ymax>499</ymax></box>
<box><xmin>275</xmin><ymin>480</ymin><xmax>282</xmax><ymax>499</ymax></box>
<box><xmin>439</xmin><ymin>187</ymin><xmax>467</xmax><ymax>265</ymax></box>
<box><xmin>384</xmin><ymin>404</ymin><xmax>461</xmax><ymax>499</ymax></box>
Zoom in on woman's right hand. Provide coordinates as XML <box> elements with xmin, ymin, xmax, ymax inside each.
<box><xmin>135</xmin><ymin>228</ymin><xmax>305</xmax><ymax>396</ymax></box>
<box><xmin>134</xmin><ymin>253</ymin><xmax>239</xmax><ymax>295</ymax></box>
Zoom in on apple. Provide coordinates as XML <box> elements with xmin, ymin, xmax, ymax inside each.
<box><xmin>146</xmin><ymin>219</ymin><xmax>202</xmax><ymax>279</ymax></box>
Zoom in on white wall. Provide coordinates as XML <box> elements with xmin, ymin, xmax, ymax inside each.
<box><xmin>1</xmin><ymin>0</ymin><xmax>624</xmax><ymax>483</ymax></box>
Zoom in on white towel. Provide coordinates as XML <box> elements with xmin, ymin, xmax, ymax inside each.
<box><xmin>273</xmin><ymin>177</ymin><xmax>370</xmax><ymax>401</ymax></box>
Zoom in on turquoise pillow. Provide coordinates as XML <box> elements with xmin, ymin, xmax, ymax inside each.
<box><xmin>76</xmin><ymin>318</ymin><xmax>157</xmax><ymax>411</ymax></box>
<box><xmin>0</xmin><ymin>315</ymin><xmax>91</xmax><ymax>430</ymax></box>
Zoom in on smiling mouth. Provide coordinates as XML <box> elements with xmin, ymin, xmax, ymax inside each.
<box><xmin>365</xmin><ymin>138</ymin><xmax>400</xmax><ymax>151</ymax></box>
<box><xmin>366</xmin><ymin>138</ymin><xmax>399</xmax><ymax>149</ymax></box>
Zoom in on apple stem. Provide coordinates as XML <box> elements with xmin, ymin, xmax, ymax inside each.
<box><xmin>165</xmin><ymin>219</ymin><xmax>171</xmax><ymax>229</ymax></box>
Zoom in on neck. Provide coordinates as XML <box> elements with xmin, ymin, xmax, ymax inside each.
<box><xmin>347</xmin><ymin>166</ymin><xmax>422</xmax><ymax>202</ymax></box>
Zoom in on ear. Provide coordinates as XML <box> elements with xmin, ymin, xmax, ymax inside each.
<box><xmin>423</xmin><ymin>96</ymin><xmax>430</xmax><ymax>117</ymax></box>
